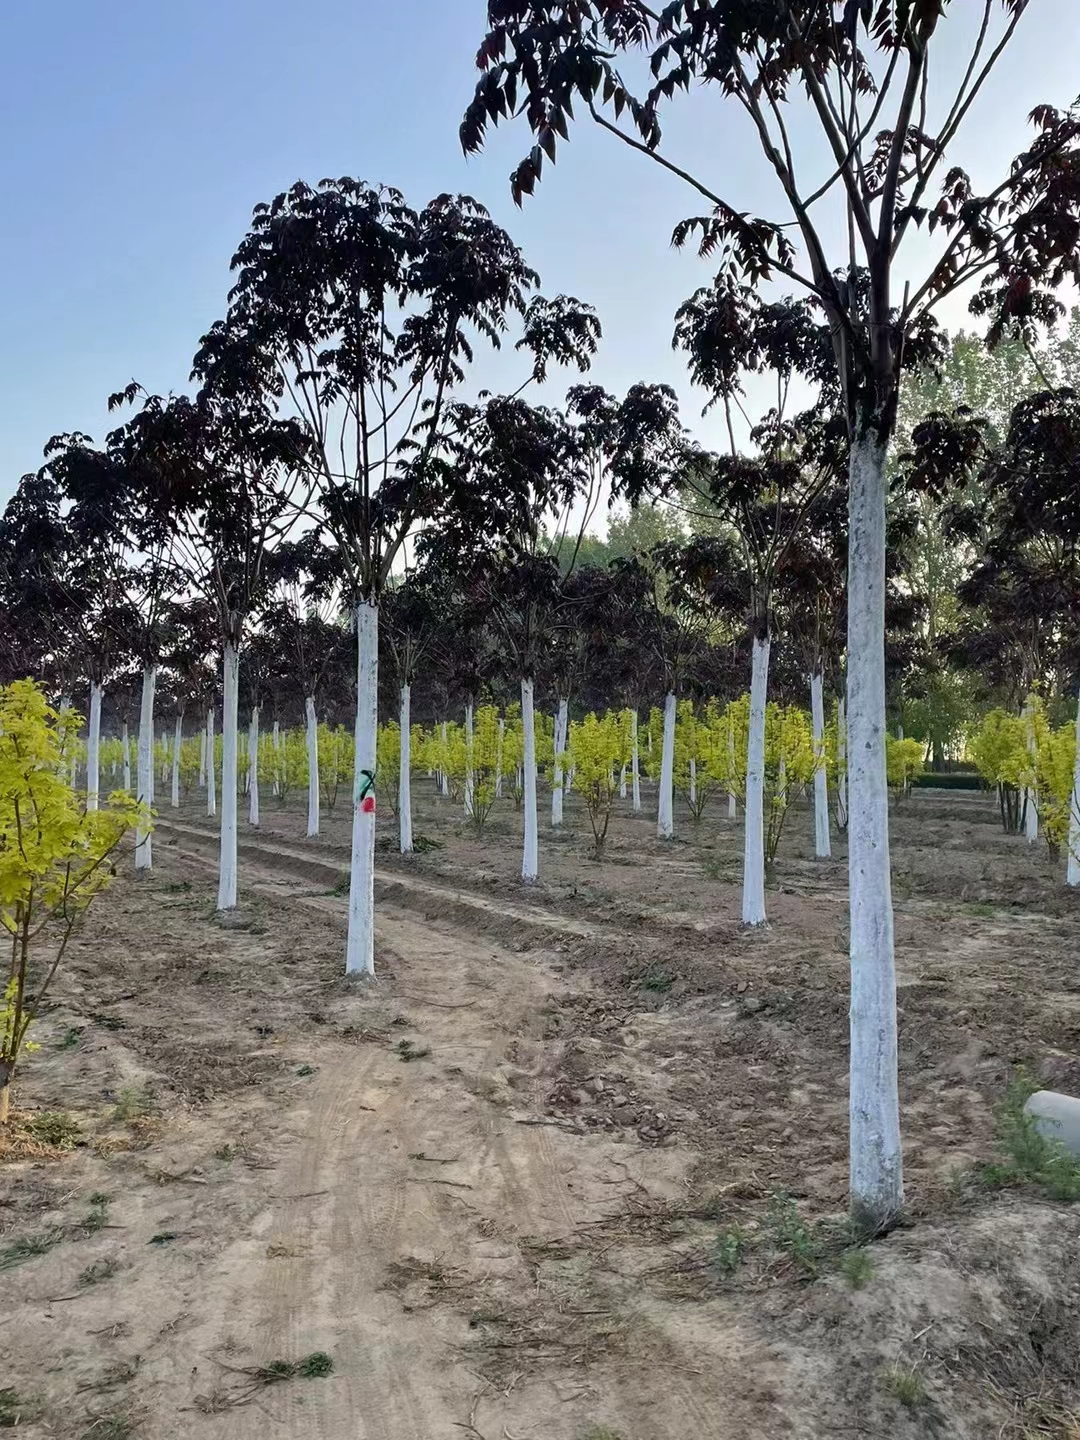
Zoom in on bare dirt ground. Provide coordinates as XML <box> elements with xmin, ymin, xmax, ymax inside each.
<box><xmin>3</xmin><ymin>778</ymin><xmax>1080</xmax><ymax>1440</ymax></box>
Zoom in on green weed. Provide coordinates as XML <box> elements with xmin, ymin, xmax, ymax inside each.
<box><xmin>79</xmin><ymin>1258</ymin><xmax>122</xmax><ymax>1287</ymax></box>
<box><xmin>713</xmin><ymin>1225</ymin><xmax>747</xmax><ymax>1275</ymax></box>
<box><xmin>82</xmin><ymin>1193</ymin><xmax>111</xmax><ymax>1233</ymax></box>
<box><xmin>79</xmin><ymin>1413</ymin><xmax>137</xmax><ymax>1440</ymax></box>
<box><xmin>214</xmin><ymin>1144</ymin><xmax>235</xmax><ymax>1162</ymax></box>
<box><xmin>882</xmin><ymin>1363</ymin><xmax>925</xmax><ymax>1407</ymax></box>
<box><xmin>24</xmin><ymin>1111</ymin><xmax>81</xmax><ymax>1149</ymax></box>
<box><xmin>0</xmin><ymin>1229</ymin><xmax>64</xmax><ymax>1270</ymax></box>
<box><xmin>60</xmin><ymin>1026</ymin><xmax>83</xmax><ymax>1049</ymax></box>
<box><xmin>252</xmin><ymin>1352</ymin><xmax>334</xmax><ymax>1383</ymax></box>
<box><xmin>396</xmin><ymin>1040</ymin><xmax>431</xmax><ymax>1063</ymax></box>
<box><xmin>980</xmin><ymin>1072</ymin><xmax>1080</xmax><ymax>1202</ymax></box>
<box><xmin>148</xmin><ymin>1232</ymin><xmax>176</xmax><ymax>1246</ymax></box>
<box><xmin>637</xmin><ymin>963</ymin><xmax>675</xmax><ymax>993</ymax></box>
<box><xmin>0</xmin><ymin>1386</ymin><xmax>40</xmax><ymax>1427</ymax></box>
<box><xmin>839</xmin><ymin>1247</ymin><xmax>874</xmax><ymax>1289</ymax></box>
<box><xmin>112</xmin><ymin>1086</ymin><xmax>154</xmax><ymax>1123</ymax></box>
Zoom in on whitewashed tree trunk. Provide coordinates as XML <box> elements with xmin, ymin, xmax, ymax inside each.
<box><xmin>57</xmin><ymin>697</ymin><xmax>72</xmax><ymax>786</ymax></box>
<box><xmin>86</xmin><ymin>680</ymin><xmax>102</xmax><ymax>812</ymax></box>
<box><xmin>440</xmin><ymin>721</ymin><xmax>450</xmax><ymax>798</ymax></box>
<box><xmin>135</xmin><ymin>665</ymin><xmax>157</xmax><ymax>871</ymax></box>
<box><xmin>1068</xmin><ymin>682</ymin><xmax>1080</xmax><ymax>887</ymax></box>
<box><xmin>689</xmin><ymin>757</ymin><xmax>697</xmax><ymax>808</ymax></box>
<box><xmin>631</xmin><ymin>710</ymin><xmax>641</xmax><ymax>813</ymax></box>
<box><xmin>171</xmin><ymin>713</ymin><xmax>182</xmax><ymax>808</ymax></box>
<box><xmin>122</xmin><ymin>722</ymin><xmax>131</xmax><ymax>794</ymax></box>
<box><xmin>399</xmin><ymin>684</ymin><xmax>413</xmax><ymax>854</ymax></box>
<box><xmin>1024</xmin><ymin>700</ymin><xmax>1039</xmax><ymax>844</ymax></box>
<box><xmin>811</xmin><ymin>669</ymin><xmax>831</xmax><ymax>860</ymax></box>
<box><xmin>742</xmin><ymin>634</ymin><xmax>769</xmax><ymax>926</ymax></box>
<box><xmin>199</xmin><ymin>726</ymin><xmax>207</xmax><ymax>789</ymax></box>
<box><xmin>495</xmin><ymin>718</ymin><xmax>505</xmax><ymax>798</ymax></box>
<box><xmin>464</xmin><ymin>700</ymin><xmax>475</xmax><ymax>819</ymax></box>
<box><xmin>657</xmin><ymin>691</ymin><xmax>676</xmax><ymax>839</ymax></box>
<box><xmin>728</xmin><ymin>716</ymin><xmax>737</xmax><ymax>821</ymax></box>
<box><xmin>248</xmin><ymin>706</ymin><xmax>260</xmax><ymax>828</ymax></box>
<box><xmin>217</xmin><ymin>644</ymin><xmax>239</xmax><ymax>910</ymax></box>
<box><xmin>272</xmin><ymin>719</ymin><xmax>281</xmax><ymax>796</ymax></box>
<box><xmin>305</xmin><ymin>696</ymin><xmax>320</xmax><ymax>837</ymax></box>
<box><xmin>521</xmin><ymin>677</ymin><xmax>538</xmax><ymax>882</ymax></box>
<box><xmin>206</xmin><ymin>709</ymin><xmax>216</xmax><ymax>817</ymax></box>
<box><xmin>847</xmin><ymin>429</ymin><xmax>902</xmax><ymax>1231</ymax></box>
<box><xmin>346</xmin><ymin>601</ymin><xmax>379</xmax><ymax>976</ymax></box>
<box><xmin>837</xmin><ymin>697</ymin><xmax>849</xmax><ymax>829</ymax></box>
<box><xmin>619</xmin><ymin>763</ymin><xmax>627</xmax><ymax>800</ymax></box>
<box><xmin>552</xmin><ymin>696</ymin><xmax>568</xmax><ymax>828</ymax></box>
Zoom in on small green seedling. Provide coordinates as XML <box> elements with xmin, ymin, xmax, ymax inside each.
<box><xmin>882</xmin><ymin>1363</ymin><xmax>925</xmax><ymax>1407</ymax></box>
<box><xmin>839</xmin><ymin>1247</ymin><xmax>874</xmax><ymax>1289</ymax></box>
<box><xmin>25</xmin><ymin>1111</ymin><xmax>81</xmax><ymax>1149</ymax></box>
<box><xmin>79</xmin><ymin>1258</ymin><xmax>122</xmax><ymax>1287</ymax></box>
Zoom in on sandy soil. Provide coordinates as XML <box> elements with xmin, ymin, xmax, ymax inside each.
<box><xmin>3</xmin><ymin>778</ymin><xmax>1080</xmax><ymax>1439</ymax></box>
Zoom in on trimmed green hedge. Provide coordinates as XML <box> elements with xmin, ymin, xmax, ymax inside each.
<box><xmin>912</xmin><ymin>772</ymin><xmax>984</xmax><ymax>791</ymax></box>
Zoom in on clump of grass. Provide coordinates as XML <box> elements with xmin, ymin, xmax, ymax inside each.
<box><xmin>82</xmin><ymin>1193</ymin><xmax>111</xmax><ymax>1233</ymax></box>
<box><xmin>765</xmin><ymin>1191</ymin><xmax>828</xmax><ymax>1277</ymax></box>
<box><xmin>882</xmin><ymin>1362</ymin><xmax>925</xmax><ymax>1407</ymax></box>
<box><xmin>148</xmin><ymin>1232</ymin><xmax>176</xmax><ymax>1246</ymax></box>
<box><xmin>637</xmin><ymin>963</ymin><xmax>675</xmax><ymax>994</ymax></box>
<box><xmin>295</xmin><ymin>1064</ymin><xmax>317</xmax><ymax>1078</ymax></box>
<box><xmin>24</xmin><ymin>1110</ymin><xmax>81</xmax><ymax>1149</ymax></box>
<box><xmin>713</xmin><ymin>1225</ymin><xmax>747</xmax><ymax>1276</ymax></box>
<box><xmin>1</xmin><ymin>1386</ymin><xmax>40</xmax><ymax>1427</ymax></box>
<box><xmin>0</xmin><ymin>1229</ymin><xmax>65</xmax><ymax>1270</ymax></box>
<box><xmin>839</xmin><ymin>1247</ymin><xmax>874</xmax><ymax>1289</ymax></box>
<box><xmin>79</xmin><ymin>1257</ymin><xmax>122</xmax><ymax>1287</ymax></box>
<box><xmin>981</xmin><ymin>1072</ymin><xmax>1080</xmax><ymax>1202</ymax></box>
<box><xmin>60</xmin><ymin>1026</ymin><xmax>83</xmax><ymax>1049</ymax></box>
<box><xmin>79</xmin><ymin>1412</ymin><xmax>138</xmax><ymax>1439</ymax></box>
<box><xmin>112</xmin><ymin>1086</ymin><xmax>154</xmax><ymax>1123</ymax></box>
<box><xmin>214</xmin><ymin>1143</ymin><xmax>236</xmax><ymax>1162</ymax></box>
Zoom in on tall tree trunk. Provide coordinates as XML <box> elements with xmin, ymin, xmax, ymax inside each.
<box><xmin>122</xmin><ymin>721</ymin><xmax>131</xmax><ymax>794</ymax></box>
<box><xmin>495</xmin><ymin>718</ymin><xmax>504</xmax><ymax>798</ymax></box>
<box><xmin>741</xmin><ymin>633</ymin><xmax>769</xmax><ymax>925</ymax></box>
<box><xmin>847</xmin><ymin>428</ymin><xmax>902</xmax><ymax>1232</ymax></box>
<box><xmin>1068</xmin><ymin>681</ymin><xmax>1080</xmax><ymax>887</ymax></box>
<box><xmin>171</xmin><ymin>713</ymin><xmax>182</xmax><ymax>808</ymax></box>
<box><xmin>1023</xmin><ymin>700</ymin><xmax>1039</xmax><ymax>845</ymax></box>
<box><xmin>727</xmin><ymin>719</ymin><xmax>737</xmax><ymax>820</ymax></box>
<box><xmin>305</xmin><ymin>696</ymin><xmax>320</xmax><ymax>837</ymax></box>
<box><xmin>689</xmin><ymin>756</ymin><xmax>697</xmax><ymax>809</ymax></box>
<box><xmin>346</xmin><ymin>601</ymin><xmax>378</xmax><ymax>975</ymax></box>
<box><xmin>248</xmin><ymin>706</ymin><xmax>260</xmax><ymax>828</ymax></box>
<box><xmin>399</xmin><ymin>684</ymin><xmax>413</xmax><ymax>854</ymax></box>
<box><xmin>206</xmin><ymin>710</ymin><xmax>216</xmax><ymax>816</ymax></box>
<box><xmin>811</xmin><ymin>668</ymin><xmax>831</xmax><ymax>860</ymax></box>
<box><xmin>440</xmin><ymin>721</ymin><xmax>450</xmax><ymax>798</ymax></box>
<box><xmin>199</xmin><ymin>725</ymin><xmax>207</xmax><ymax>789</ymax></box>
<box><xmin>657</xmin><ymin>692</ymin><xmax>676</xmax><ymax>839</ymax></box>
<box><xmin>464</xmin><ymin>699</ymin><xmax>475</xmax><ymax>819</ymax></box>
<box><xmin>217</xmin><ymin>645</ymin><xmax>239</xmax><ymax>910</ymax></box>
<box><xmin>521</xmin><ymin>677</ymin><xmax>538</xmax><ymax>882</ymax></box>
<box><xmin>86</xmin><ymin>680</ymin><xmax>102</xmax><ymax>812</ymax></box>
<box><xmin>836</xmin><ymin>696</ymin><xmax>849</xmax><ymax>830</ymax></box>
<box><xmin>631</xmin><ymin>710</ymin><xmax>642</xmax><ymax>813</ymax></box>
<box><xmin>135</xmin><ymin>665</ymin><xmax>157</xmax><ymax>871</ymax></box>
<box><xmin>552</xmin><ymin>696</ymin><xmax>568</xmax><ymax>828</ymax></box>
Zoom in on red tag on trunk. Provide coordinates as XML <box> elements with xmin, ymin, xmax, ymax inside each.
<box><xmin>361</xmin><ymin>795</ymin><xmax>376</xmax><ymax>814</ymax></box>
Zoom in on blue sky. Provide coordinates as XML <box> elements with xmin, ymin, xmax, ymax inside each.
<box><xmin>2</xmin><ymin>0</ymin><xmax>1077</xmax><ymax>510</ymax></box>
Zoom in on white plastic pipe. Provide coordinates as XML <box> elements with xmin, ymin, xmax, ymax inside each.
<box><xmin>86</xmin><ymin>680</ymin><xmax>102</xmax><ymax>812</ymax></box>
<box><xmin>345</xmin><ymin>601</ymin><xmax>379</xmax><ymax>975</ymax></box>
<box><xmin>399</xmin><ymin>683</ymin><xmax>413</xmax><ymax>854</ymax></box>
<box><xmin>217</xmin><ymin>644</ymin><xmax>239</xmax><ymax>910</ymax></box>
<box><xmin>521</xmin><ymin>677</ymin><xmax>538</xmax><ymax>882</ymax></box>
<box><xmin>657</xmin><ymin>692</ymin><xmax>676</xmax><ymax>839</ymax></box>
<box><xmin>741</xmin><ymin>634</ymin><xmax>769</xmax><ymax>926</ymax></box>
<box><xmin>305</xmin><ymin>696</ymin><xmax>320</xmax><ymax>837</ymax></box>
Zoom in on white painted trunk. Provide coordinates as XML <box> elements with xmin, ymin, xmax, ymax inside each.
<box><xmin>199</xmin><ymin>726</ymin><xmax>207</xmax><ymax>789</ymax></box>
<box><xmin>464</xmin><ymin>700</ymin><xmax>475</xmax><ymax>818</ymax></box>
<box><xmin>631</xmin><ymin>711</ymin><xmax>641</xmax><ymax>813</ymax></box>
<box><xmin>399</xmin><ymin>684</ymin><xmax>413</xmax><ymax>854</ymax></box>
<box><xmin>657</xmin><ymin>692</ymin><xmax>676</xmax><ymax>839</ymax></box>
<box><xmin>1068</xmin><ymin>682</ymin><xmax>1080</xmax><ymax>887</ymax></box>
<box><xmin>122</xmin><ymin>722</ymin><xmax>131</xmax><ymax>793</ymax></box>
<box><xmin>1024</xmin><ymin>701</ymin><xmax>1039</xmax><ymax>844</ymax></box>
<box><xmin>206</xmin><ymin>709</ymin><xmax>216</xmax><ymax>817</ymax></box>
<box><xmin>495</xmin><ymin>718</ymin><xmax>505</xmax><ymax>798</ymax></box>
<box><xmin>171</xmin><ymin>714</ymin><xmax>182</xmax><ymax>808</ymax></box>
<box><xmin>521</xmin><ymin>678</ymin><xmax>538</xmax><ymax>882</ymax></box>
<box><xmin>741</xmin><ymin>635</ymin><xmax>769</xmax><ymax>926</ymax></box>
<box><xmin>689</xmin><ymin>757</ymin><xmax>697</xmax><ymax>808</ymax></box>
<box><xmin>248</xmin><ymin>707</ymin><xmax>260</xmax><ymax>827</ymax></box>
<box><xmin>846</xmin><ymin>429</ymin><xmax>902</xmax><ymax>1230</ymax></box>
<box><xmin>305</xmin><ymin>696</ymin><xmax>320</xmax><ymax>837</ymax></box>
<box><xmin>86</xmin><ymin>680</ymin><xmax>102</xmax><ymax>812</ymax></box>
<box><xmin>837</xmin><ymin>697</ymin><xmax>849</xmax><ymax>829</ymax></box>
<box><xmin>58</xmin><ymin>697</ymin><xmax>72</xmax><ymax>785</ymax></box>
<box><xmin>345</xmin><ymin>602</ymin><xmax>378</xmax><ymax>976</ymax></box>
<box><xmin>728</xmin><ymin>717</ymin><xmax>737</xmax><ymax>820</ymax></box>
<box><xmin>272</xmin><ymin>719</ymin><xmax>281</xmax><ymax>796</ymax></box>
<box><xmin>217</xmin><ymin>644</ymin><xmax>239</xmax><ymax>910</ymax></box>
<box><xmin>619</xmin><ymin>763</ymin><xmax>627</xmax><ymax>800</ymax></box>
<box><xmin>440</xmin><ymin>721</ymin><xmax>450</xmax><ymax>798</ymax></box>
<box><xmin>811</xmin><ymin>670</ymin><xmax>831</xmax><ymax>859</ymax></box>
<box><xmin>552</xmin><ymin>696</ymin><xmax>568</xmax><ymax>828</ymax></box>
<box><xmin>135</xmin><ymin>665</ymin><xmax>157</xmax><ymax>871</ymax></box>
